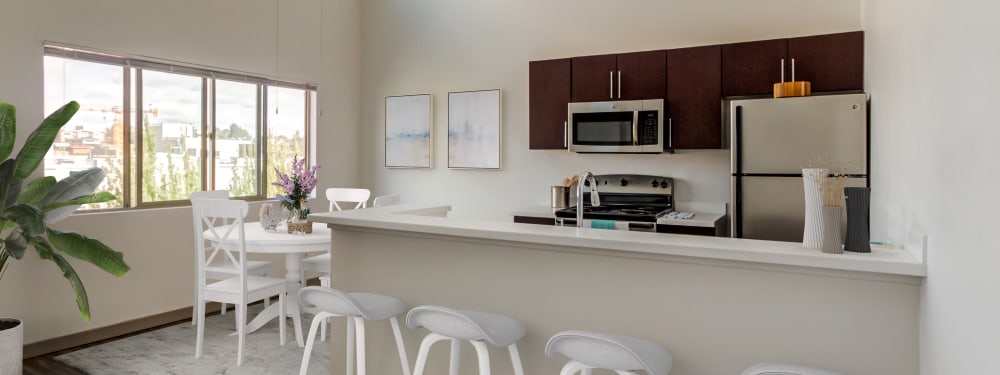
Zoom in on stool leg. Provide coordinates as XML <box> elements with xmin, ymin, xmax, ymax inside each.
<box><xmin>560</xmin><ymin>361</ymin><xmax>590</xmax><ymax>375</ymax></box>
<box><xmin>389</xmin><ymin>317</ymin><xmax>412</xmax><ymax>375</ymax></box>
<box><xmin>414</xmin><ymin>333</ymin><xmax>450</xmax><ymax>375</ymax></box>
<box><xmin>615</xmin><ymin>372</ymin><xmax>636</xmax><ymax>375</ymax></box>
<box><xmin>300</xmin><ymin>311</ymin><xmax>332</xmax><ymax>375</ymax></box>
<box><xmin>355</xmin><ymin>317</ymin><xmax>367</xmax><ymax>375</ymax></box>
<box><xmin>583</xmin><ymin>369</ymin><xmax>593</xmax><ymax>375</ymax></box>
<box><xmin>449</xmin><ymin>338</ymin><xmax>461</xmax><ymax>375</ymax></box>
<box><xmin>346</xmin><ymin>317</ymin><xmax>355</xmax><ymax>375</ymax></box>
<box><xmin>507</xmin><ymin>343</ymin><xmax>524</xmax><ymax>375</ymax></box>
<box><xmin>470</xmin><ymin>340</ymin><xmax>491</xmax><ymax>375</ymax></box>
<box><xmin>319</xmin><ymin>275</ymin><xmax>330</xmax><ymax>342</ymax></box>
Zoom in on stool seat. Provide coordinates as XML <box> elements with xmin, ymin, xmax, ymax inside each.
<box><xmin>306</xmin><ymin>291</ymin><xmax>406</xmax><ymax>321</ymax></box>
<box><xmin>407</xmin><ymin>305</ymin><xmax>526</xmax><ymax>375</ymax></box>
<box><xmin>742</xmin><ymin>362</ymin><xmax>843</xmax><ymax>375</ymax></box>
<box><xmin>407</xmin><ymin>305</ymin><xmax>526</xmax><ymax>347</ymax></box>
<box><xmin>545</xmin><ymin>330</ymin><xmax>672</xmax><ymax>375</ymax></box>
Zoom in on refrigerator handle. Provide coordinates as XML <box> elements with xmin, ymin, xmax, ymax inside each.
<box><xmin>733</xmin><ymin>105</ymin><xmax>743</xmax><ymax>238</ymax></box>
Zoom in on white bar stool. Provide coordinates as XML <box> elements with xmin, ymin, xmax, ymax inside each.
<box><xmin>545</xmin><ymin>330</ymin><xmax>673</xmax><ymax>375</ymax></box>
<box><xmin>297</xmin><ymin>286</ymin><xmax>411</xmax><ymax>375</ymax></box>
<box><xmin>406</xmin><ymin>305</ymin><xmax>526</xmax><ymax>375</ymax></box>
<box><xmin>742</xmin><ymin>363</ymin><xmax>843</xmax><ymax>375</ymax></box>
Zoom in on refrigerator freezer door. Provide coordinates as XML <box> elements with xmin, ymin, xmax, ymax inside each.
<box><xmin>737</xmin><ymin>175</ymin><xmax>867</xmax><ymax>242</ymax></box>
<box><xmin>731</xmin><ymin>94</ymin><xmax>867</xmax><ymax>175</ymax></box>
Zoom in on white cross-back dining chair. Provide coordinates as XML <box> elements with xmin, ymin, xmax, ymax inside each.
<box><xmin>301</xmin><ymin>188</ymin><xmax>371</xmax><ymax>282</ymax></box>
<box><xmin>189</xmin><ymin>190</ymin><xmax>271</xmax><ymax>325</ymax></box>
<box><xmin>193</xmin><ymin>198</ymin><xmax>288</xmax><ymax>366</ymax></box>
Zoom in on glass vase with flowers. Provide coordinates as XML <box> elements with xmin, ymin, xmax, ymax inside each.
<box><xmin>273</xmin><ymin>156</ymin><xmax>320</xmax><ymax>231</ymax></box>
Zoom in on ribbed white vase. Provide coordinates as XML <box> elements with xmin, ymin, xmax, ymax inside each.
<box><xmin>802</xmin><ymin>168</ymin><xmax>828</xmax><ymax>248</ymax></box>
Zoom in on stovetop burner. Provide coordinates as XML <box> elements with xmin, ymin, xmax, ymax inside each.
<box><xmin>555</xmin><ymin>204</ymin><xmax>672</xmax><ymax>222</ymax></box>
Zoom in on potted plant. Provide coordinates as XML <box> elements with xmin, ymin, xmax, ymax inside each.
<box><xmin>0</xmin><ymin>100</ymin><xmax>130</xmax><ymax>373</ymax></box>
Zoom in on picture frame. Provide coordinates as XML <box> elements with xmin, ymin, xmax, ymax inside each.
<box><xmin>447</xmin><ymin>89</ymin><xmax>502</xmax><ymax>170</ymax></box>
<box><xmin>384</xmin><ymin>94</ymin><xmax>433</xmax><ymax>168</ymax></box>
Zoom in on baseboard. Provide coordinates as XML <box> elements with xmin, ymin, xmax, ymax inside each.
<box><xmin>24</xmin><ymin>277</ymin><xmax>322</xmax><ymax>359</ymax></box>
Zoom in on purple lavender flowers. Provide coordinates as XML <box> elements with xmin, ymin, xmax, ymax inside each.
<box><xmin>273</xmin><ymin>155</ymin><xmax>320</xmax><ymax>217</ymax></box>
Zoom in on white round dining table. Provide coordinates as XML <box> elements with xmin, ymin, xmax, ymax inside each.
<box><xmin>203</xmin><ymin>222</ymin><xmax>331</xmax><ymax>347</ymax></box>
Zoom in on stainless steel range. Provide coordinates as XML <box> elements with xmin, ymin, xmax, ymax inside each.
<box><xmin>554</xmin><ymin>174</ymin><xmax>674</xmax><ymax>232</ymax></box>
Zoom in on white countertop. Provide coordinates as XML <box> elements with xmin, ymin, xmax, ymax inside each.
<box><xmin>311</xmin><ymin>203</ymin><xmax>926</xmax><ymax>279</ymax></box>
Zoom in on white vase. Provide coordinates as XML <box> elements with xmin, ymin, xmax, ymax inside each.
<box><xmin>802</xmin><ymin>168</ymin><xmax>828</xmax><ymax>248</ymax></box>
<box><xmin>0</xmin><ymin>318</ymin><xmax>23</xmax><ymax>375</ymax></box>
<box><xmin>821</xmin><ymin>206</ymin><xmax>844</xmax><ymax>254</ymax></box>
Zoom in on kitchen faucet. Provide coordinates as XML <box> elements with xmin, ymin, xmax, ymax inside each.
<box><xmin>575</xmin><ymin>172</ymin><xmax>601</xmax><ymax>227</ymax></box>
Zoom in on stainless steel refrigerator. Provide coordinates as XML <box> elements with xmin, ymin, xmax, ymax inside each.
<box><xmin>729</xmin><ymin>93</ymin><xmax>869</xmax><ymax>242</ymax></box>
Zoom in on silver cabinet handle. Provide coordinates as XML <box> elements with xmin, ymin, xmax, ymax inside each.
<box><xmin>618</xmin><ymin>70</ymin><xmax>622</xmax><ymax>98</ymax></box>
<box><xmin>609</xmin><ymin>71</ymin><xmax>614</xmax><ymax>99</ymax></box>
<box><xmin>780</xmin><ymin>58</ymin><xmax>785</xmax><ymax>83</ymax></box>
<box><xmin>668</xmin><ymin>118</ymin><xmax>673</xmax><ymax>149</ymax></box>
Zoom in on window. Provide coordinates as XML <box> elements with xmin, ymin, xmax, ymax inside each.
<box><xmin>42</xmin><ymin>45</ymin><xmax>317</xmax><ymax>209</ymax></box>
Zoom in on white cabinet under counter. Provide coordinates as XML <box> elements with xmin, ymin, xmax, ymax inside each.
<box><xmin>311</xmin><ymin>203</ymin><xmax>923</xmax><ymax>375</ymax></box>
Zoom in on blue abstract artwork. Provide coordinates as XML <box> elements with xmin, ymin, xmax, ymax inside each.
<box><xmin>385</xmin><ymin>94</ymin><xmax>432</xmax><ymax>168</ymax></box>
<box><xmin>448</xmin><ymin>89</ymin><xmax>501</xmax><ymax>169</ymax></box>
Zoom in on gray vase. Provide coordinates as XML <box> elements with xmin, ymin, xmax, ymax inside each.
<box><xmin>844</xmin><ymin>187</ymin><xmax>871</xmax><ymax>253</ymax></box>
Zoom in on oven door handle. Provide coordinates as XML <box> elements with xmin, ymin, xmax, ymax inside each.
<box><xmin>632</xmin><ymin>110</ymin><xmax>639</xmax><ymax>145</ymax></box>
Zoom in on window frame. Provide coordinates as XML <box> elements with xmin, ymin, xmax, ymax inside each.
<box><xmin>43</xmin><ymin>43</ymin><xmax>317</xmax><ymax>210</ymax></box>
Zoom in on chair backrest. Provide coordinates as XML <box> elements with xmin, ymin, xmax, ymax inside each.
<box><xmin>372</xmin><ymin>194</ymin><xmax>401</xmax><ymax>207</ymax></box>
<box><xmin>192</xmin><ymin>198</ymin><xmax>250</xmax><ymax>291</ymax></box>
<box><xmin>326</xmin><ymin>188</ymin><xmax>371</xmax><ymax>211</ymax></box>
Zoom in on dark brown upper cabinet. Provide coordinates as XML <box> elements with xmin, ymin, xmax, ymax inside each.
<box><xmin>722</xmin><ymin>31</ymin><xmax>864</xmax><ymax>97</ymax></box>
<box><xmin>667</xmin><ymin>45</ymin><xmax>723</xmax><ymax>149</ymax></box>
<box><xmin>571</xmin><ymin>50</ymin><xmax>666</xmax><ymax>102</ymax></box>
<box><xmin>721</xmin><ymin>39</ymin><xmax>788</xmax><ymax>97</ymax></box>
<box><xmin>787</xmin><ymin>31</ymin><xmax>864</xmax><ymax>92</ymax></box>
<box><xmin>529</xmin><ymin>58</ymin><xmax>572</xmax><ymax>149</ymax></box>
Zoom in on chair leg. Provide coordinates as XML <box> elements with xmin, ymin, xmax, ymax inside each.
<box><xmin>413</xmin><ymin>333</ymin><xmax>450</xmax><ymax>375</ymax></box>
<box><xmin>346</xmin><ymin>317</ymin><xmax>355</xmax><ymax>375</ymax></box>
<box><xmin>355</xmin><ymin>317</ymin><xmax>367</xmax><ymax>375</ymax></box>
<box><xmin>449</xmin><ymin>338</ymin><xmax>461</xmax><ymax>375</ymax></box>
<box><xmin>195</xmin><ymin>301</ymin><xmax>206</xmax><ymax>358</ymax></box>
<box><xmin>507</xmin><ymin>343</ymin><xmax>525</xmax><ymax>375</ymax></box>
<box><xmin>319</xmin><ymin>275</ymin><xmax>331</xmax><ymax>342</ymax></box>
<box><xmin>221</xmin><ymin>303</ymin><xmax>227</xmax><ymax>315</ymax></box>
<box><xmin>470</xmin><ymin>340</ymin><xmax>491</xmax><ymax>375</ymax></box>
<box><xmin>236</xmin><ymin>303</ymin><xmax>246</xmax><ymax>366</ymax></box>
<box><xmin>560</xmin><ymin>361</ymin><xmax>590</xmax><ymax>375</ymax></box>
<box><xmin>389</xmin><ymin>317</ymin><xmax>412</xmax><ymax>375</ymax></box>
<box><xmin>300</xmin><ymin>311</ymin><xmax>333</xmax><ymax>375</ymax></box>
<box><xmin>278</xmin><ymin>292</ymin><xmax>286</xmax><ymax>346</ymax></box>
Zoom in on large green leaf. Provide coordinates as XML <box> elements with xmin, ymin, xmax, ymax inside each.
<box><xmin>0</xmin><ymin>101</ymin><xmax>14</xmax><ymax>161</ymax></box>
<box><xmin>16</xmin><ymin>176</ymin><xmax>56</xmax><ymax>207</ymax></box>
<box><xmin>0</xmin><ymin>159</ymin><xmax>20</xmax><ymax>210</ymax></box>
<box><xmin>1</xmin><ymin>204</ymin><xmax>44</xmax><ymax>236</ymax></box>
<box><xmin>43</xmin><ymin>192</ymin><xmax>115</xmax><ymax>212</ymax></box>
<box><xmin>34</xmin><ymin>241</ymin><xmax>91</xmax><ymax>322</ymax></box>
<box><xmin>47</xmin><ymin>229</ymin><xmax>130</xmax><ymax>277</ymax></box>
<box><xmin>4</xmin><ymin>230</ymin><xmax>28</xmax><ymax>259</ymax></box>
<box><xmin>13</xmin><ymin>101</ymin><xmax>79</xmax><ymax>179</ymax></box>
<box><xmin>41</xmin><ymin>167</ymin><xmax>105</xmax><ymax>224</ymax></box>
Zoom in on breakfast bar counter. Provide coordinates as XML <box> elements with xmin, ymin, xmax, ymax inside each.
<box><xmin>309</xmin><ymin>204</ymin><xmax>922</xmax><ymax>375</ymax></box>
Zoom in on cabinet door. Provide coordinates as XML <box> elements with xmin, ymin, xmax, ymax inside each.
<box><xmin>571</xmin><ymin>54</ymin><xmax>617</xmax><ymax>102</ymax></box>
<box><xmin>529</xmin><ymin>58</ymin><xmax>572</xmax><ymax>149</ymax></box>
<box><xmin>788</xmin><ymin>31</ymin><xmax>864</xmax><ymax>92</ymax></box>
<box><xmin>616</xmin><ymin>50</ymin><xmax>666</xmax><ymax>101</ymax></box>
<box><xmin>667</xmin><ymin>45</ymin><xmax>722</xmax><ymax>149</ymax></box>
<box><xmin>721</xmin><ymin>39</ymin><xmax>787</xmax><ymax>97</ymax></box>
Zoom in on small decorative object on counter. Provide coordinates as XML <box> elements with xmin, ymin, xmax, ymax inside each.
<box><xmin>802</xmin><ymin>168</ymin><xmax>828</xmax><ymax>249</ymax></box>
<box><xmin>551</xmin><ymin>185</ymin><xmax>569</xmax><ymax>208</ymax></box>
<box><xmin>844</xmin><ymin>187</ymin><xmax>872</xmax><ymax>253</ymax></box>
<box><xmin>821</xmin><ymin>206</ymin><xmax>844</xmax><ymax>254</ymax></box>
<box><xmin>258</xmin><ymin>203</ymin><xmax>283</xmax><ymax>232</ymax></box>
<box><xmin>273</xmin><ymin>155</ymin><xmax>320</xmax><ymax>233</ymax></box>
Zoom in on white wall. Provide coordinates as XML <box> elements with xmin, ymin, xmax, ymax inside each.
<box><xmin>360</xmin><ymin>0</ymin><xmax>863</xmax><ymax>220</ymax></box>
<box><xmin>863</xmin><ymin>0</ymin><xmax>1000</xmax><ymax>373</ymax></box>
<box><xmin>0</xmin><ymin>0</ymin><xmax>362</xmax><ymax>345</ymax></box>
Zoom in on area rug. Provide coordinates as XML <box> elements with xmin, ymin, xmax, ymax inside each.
<box><xmin>55</xmin><ymin>305</ymin><xmax>331</xmax><ymax>375</ymax></box>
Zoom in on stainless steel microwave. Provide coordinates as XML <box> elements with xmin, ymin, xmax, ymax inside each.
<box><xmin>568</xmin><ymin>99</ymin><xmax>666</xmax><ymax>153</ymax></box>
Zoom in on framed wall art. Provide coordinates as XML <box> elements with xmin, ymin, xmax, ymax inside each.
<box><xmin>384</xmin><ymin>94</ymin><xmax>433</xmax><ymax>168</ymax></box>
<box><xmin>447</xmin><ymin>89</ymin><xmax>502</xmax><ymax>169</ymax></box>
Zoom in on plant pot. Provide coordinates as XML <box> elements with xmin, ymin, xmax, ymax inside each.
<box><xmin>0</xmin><ymin>318</ymin><xmax>23</xmax><ymax>375</ymax></box>
<box><xmin>287</xmin><ymin>221</ymin><xmax>313</xmax><ymax>234</ymax></box>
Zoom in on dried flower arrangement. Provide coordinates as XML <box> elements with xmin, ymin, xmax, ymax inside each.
<box><xmin>805</xmin><ymin>156</ymin><xmax>855</xmax><ymax>207</ymax></box>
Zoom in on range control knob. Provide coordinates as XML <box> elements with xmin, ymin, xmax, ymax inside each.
<box><xmin>583</xmin><ymin>179</ymin><xmax>591</xmax><ymax>187</ymax></box>
<box><xmin>661</xmin><ymin>181</ymin><xmax>669</xmax><ymax>188</ymax></box>
<box><xmin>620</xmin><ymin>178</ymin><xmax>628</xmax><ymax>187</ymax></box>
<box><xmin>651</xmin><ymin>180</ymin><xmax>660</xmax><ymax>188</ymax></box>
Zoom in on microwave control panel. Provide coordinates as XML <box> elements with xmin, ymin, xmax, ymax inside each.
<box><xmin>638</xmin><ymin>110</ymin><xmax>659</xmax><ymax>145</ymax></box>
